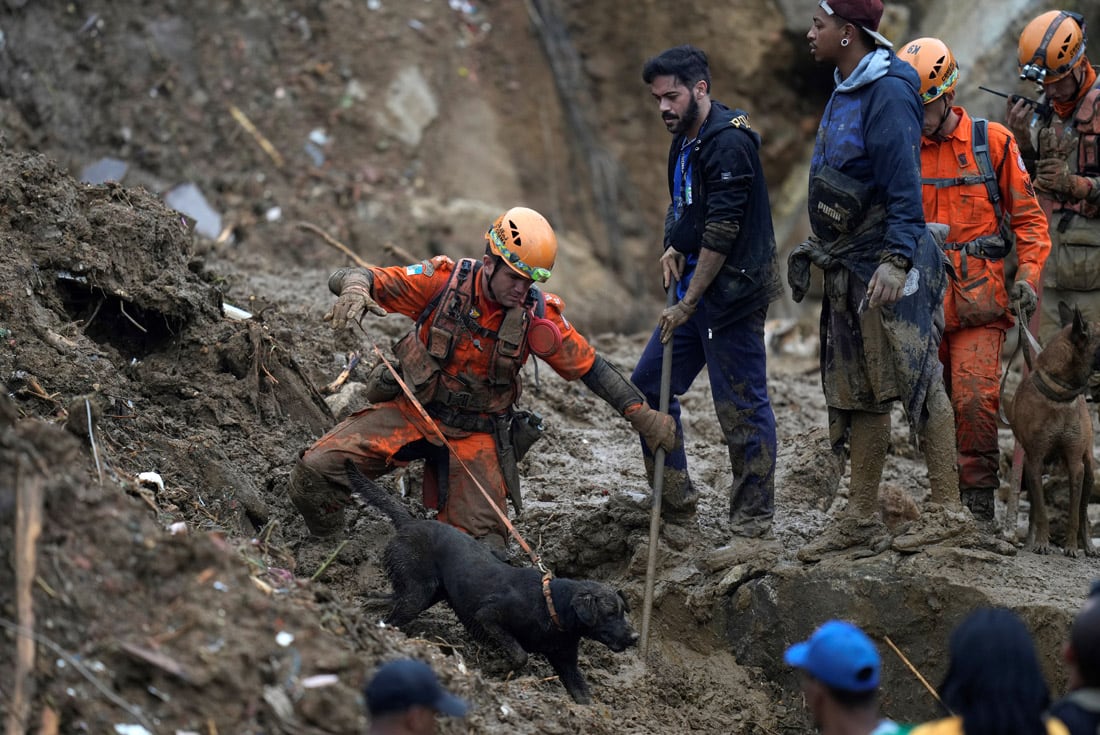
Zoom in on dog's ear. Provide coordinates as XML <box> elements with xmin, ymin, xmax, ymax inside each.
<box><xmin>617</xmin><ymin>590</ymin><xmax>631</xmax><ymax>614</ymax></box>
<box><xmin>1072</xmin><ymin>306</ymin><xmax>1090</xmax><ymax>346</ymax></box>
<box><xmin>1059</xmin><ymin>301</ymin><xmax>1074</xmax><ymax>328</ymax></box>
<box><xmin>572</xmin><ymin>592</ymin><xmax>599</xmax><ymax>626</ymax></box>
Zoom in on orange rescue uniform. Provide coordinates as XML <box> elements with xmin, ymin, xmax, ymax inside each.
<box><xmin>301</xmin><ymin>255</ymin><xmax>596</xmax><ymax>540</ymax></box>
<box><xmin>920</xmin><ymin>107</ymin><xmax>1050</xmax><ymax>490</ymax></box>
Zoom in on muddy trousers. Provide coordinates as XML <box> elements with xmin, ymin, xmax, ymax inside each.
<box><xmin>832</xmin><ymin>377</ymin><xmax>958</xmax><ymax>515</ymax></box>
<box><xmin>295</xmin><ymin>398</ymin><xmax>510</xmax><ymax>540</ymax></box>
<box><xmin>938</xmin><ymin>325</ymin><xmax>1004</xmax><ymax>491</ymax></box>
<box><xmin>631</xmin><ymin>304</ymin><xmax>776</xmax><ymax>519</ymax></box>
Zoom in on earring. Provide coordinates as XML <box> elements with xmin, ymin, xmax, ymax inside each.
<box><xmin>841</xmin><ymin>37</ymin><xmax>849</xmax><ymax>47</ymax></box>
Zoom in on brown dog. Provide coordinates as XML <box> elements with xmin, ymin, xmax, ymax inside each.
<box><xmin>1003</xmin><ymin>304</ymin><xmax>1100</xmax><ymax>557</ymax></box>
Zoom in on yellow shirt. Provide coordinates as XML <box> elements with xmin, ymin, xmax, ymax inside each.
<box><xmin>909</xmin><ymin>715</ymin><xmax>1069</xmax><ymax>735</ymax></box>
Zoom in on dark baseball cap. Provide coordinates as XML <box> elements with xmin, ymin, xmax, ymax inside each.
<box><xmin>364</xmin><ymin>659</ymin><xmax>469</xmax><ymax>718</ymax></box>
<box><xmin>784</xmin><ymin>620</ymin><xmax>881</xmax><ymax>692</ymax></box>
<box><xmin>819</xmin><ymin>0</ymin><xmax>892</xmax><ymax>48</ymax></box>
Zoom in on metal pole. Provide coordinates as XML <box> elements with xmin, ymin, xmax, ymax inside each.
<box><xmin>640</xmin><ymin>280</ymin><xmax>677</xmax><ymax>660</ymax></box>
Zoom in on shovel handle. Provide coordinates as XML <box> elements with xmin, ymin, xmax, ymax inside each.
<box><xmin>640</xmin><ymin>280</ymin><xmax>678</xmax><ymax>659</ymax></box>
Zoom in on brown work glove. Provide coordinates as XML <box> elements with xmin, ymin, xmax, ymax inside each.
<box><xmin>1009</xmin><ymin>281</ymin><xmax>1037</xmax><ymax>322</ymax></box>
<box><xmin>624</xmin><ymin>402</ymin><xmax>677</xmax><ymax>454</ymax></box>
<box><xmin>1035</xmin><ymin>156</ymin><xmax>1093</xmax><ymax>200</ymax></box>
<box><xmin>324</xmin><ymin>272</ymin><xmax>386</xmax><ymax>329</ymax></box>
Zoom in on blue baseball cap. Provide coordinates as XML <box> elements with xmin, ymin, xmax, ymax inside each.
<box><xmin>784</xmin><ymin>620</ymin><xmax>881</xmax><ymax>692</ymax></box>
<box><xmin>364</xmin><ymin>659</ymin><xmax>469</xmax><ymax>718</ymax></box>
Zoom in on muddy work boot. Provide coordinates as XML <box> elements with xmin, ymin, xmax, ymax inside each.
<box><xmin>287</xmin><ymin>461</ymin><xmax>352</xmax><ymax>537</ymax></box>
<box><xmin>729</xmin><ymin>511</ymin><xmax>774</xmax><ymax>539</ymax></box>
<box><xmin>644</xmin><ymin>456</ymin><xmax>698</xmax><ymax>521</ymax></box>
<box><xmin>796</xmin><ymin>515</ymin><xmax>891</xmax><ymax>563</ymax></box>
<box><xmin>920</xmin><ymin>380</ymin><xmax>961</xmax><ymax>508</ymax></box>
<box><xmin>961</xmin><ymin>487</ymin><xmax>995</xmax><ymax>526</ymax></box>
<box><xmin>890</xmin><ymin>503</ymin><xmax>977</xmax><ymax>553</ymax></box>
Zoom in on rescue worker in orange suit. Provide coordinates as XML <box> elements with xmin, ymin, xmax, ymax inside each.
<box><xmin>898</xmin><ymin>38</ymin><xmax>1050</xmax><ymax>525</ymax></box>
<box><xmin>1005</xmin><ymin>11</ymin><xmax>1100</xmax><ymax>343</ymax></box>
<box><xmin>287</xmin><ymin>207</ymin><xmax>677</xmax><ymax>546</ymax></box>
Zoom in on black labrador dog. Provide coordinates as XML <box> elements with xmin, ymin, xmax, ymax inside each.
<box><xmin>346</xmin><ymin>461</ymin><xmax>638</xmax><ymax>704</ymax></box>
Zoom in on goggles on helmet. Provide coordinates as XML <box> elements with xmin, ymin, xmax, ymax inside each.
<box><xmin>487</xmin><ymin>228</ymin><xmax>552</xmax><ymax>283</ymax></box>
<box><xmin>921</xmin><ymin>64</ymin><xmax>958</xmax><ymax>104</ymax></box>
<box><xmin>1020</xmin><ymin>10</ymin><xmax>1086</xmax><ymax>83</ymax></box>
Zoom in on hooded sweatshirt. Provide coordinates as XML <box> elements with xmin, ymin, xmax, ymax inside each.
<box><xmin>809</xmin><ymin>48</ymin><xmax>929</xmax><ymax>275</ymax></box>
<box><xmin>803</xmin><ymin>48</ymin><xmax>948</xmax><ymax>426</ymax></box>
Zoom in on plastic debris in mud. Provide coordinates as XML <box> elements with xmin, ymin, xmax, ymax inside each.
<box><xmin>138</xmin><ymin>471</ymin><xmax>165</xmax><ymax>493</ymax></box>
<box><xmin>304</xmin><ymin>128</ymin><xmax>331</xmax><ymax>167</ymax></box>
<box><xmin>80</xmin><ymin>157</ymin><xmax>129</xmax><ymax>185</ymax></box>
<box><xmin>221</xmin><ymin>303</ymin><xmax>253</xmax><ymax>320</ymax></box>
<box><xmin>164</xmin><ymin>183</ymin><xmax>223</xmax><ymax>240</ymax></box>
<box><xmin>113</xmin><ymin>726</ymin><xmax>153</xmax><ymax>735</ymax></box>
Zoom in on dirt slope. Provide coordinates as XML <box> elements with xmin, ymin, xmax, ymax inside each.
<box><xmin>3</xmin><ymin>1</ymin><xmax>1100</xmax><ymax>734</ymax></box>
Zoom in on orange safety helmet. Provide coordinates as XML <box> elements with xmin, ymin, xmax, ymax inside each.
<box><xmin>1018</xmin><ymin>10</ymin><xmax>1087</xmax><ymax>83</ymax></box>
<box><xmin>898</xmin><ymin>37</ymin><xmax>959</xmax><ymax>104</ymax></box>
<box><xmin>485</xmin><ymin>207</ymin><xmax>557</xmax><ymax>283</ymax></box>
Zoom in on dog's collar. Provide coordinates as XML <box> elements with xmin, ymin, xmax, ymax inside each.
<box><xmin>1032</xmin><ymin>369</ymin><xmax>1088</xmax><ymax>402</ymax></box>
<box><xmin>542</xmin><ymin>573</ymin><xmax>564</xmax><ymax>631</ymax></box>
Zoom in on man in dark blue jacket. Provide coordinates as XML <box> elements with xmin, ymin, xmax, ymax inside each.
<box><xmin>791</xmin><ymin>0</ymin><xmax>965</xmax><ymax>560</ymax></box>
<box><xmin>633</xmin><ymin>44</ymin><xmax>783</xmax><ymax>537</ymax></box>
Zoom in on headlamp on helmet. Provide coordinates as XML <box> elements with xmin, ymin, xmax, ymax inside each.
<box><xmin>1018</xmin><ymin>10</ymin><xmax>1087</xmax><ymax>83</ymax></box>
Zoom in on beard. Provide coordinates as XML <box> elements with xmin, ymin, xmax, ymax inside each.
<box><xmin>665</xmin><ymin>95</ymin><xmax>701</xmax><ymax>136</ymax></box>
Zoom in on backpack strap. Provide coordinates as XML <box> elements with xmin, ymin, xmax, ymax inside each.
<box><xmin>920</xmin><ymin>117</ymin><xmax>1010</xmax><ymax>240</ymax></box>
<box><xmin>971</xmin><ymin>118</ymin><xmax>1008</xmax><ymax>235</ymax></box>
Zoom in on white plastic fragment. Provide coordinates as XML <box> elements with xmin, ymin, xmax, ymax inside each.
<box><xmin>114</xmin><ymin>726</ymin><xmax>153</xmax><ymax>735</ymax></box>
<box><xmin>276</xmin><ymin>631</ymin><xmax>295</xmax><ymax>647</ymax></box>
<box><xmin>301</xmin><ymin>674</ymin><xmax>340</xmax><ymax>689</ymax></box>
<box><xmin>137</xmin><ymin>471</ymin><xmax>164</xmax><ymax>493</ymax></box>
<box><xmin>164</xmin><ymin>182</ymin><xmax>223</xmax><ymax>240</ymax></box>
<box><xmin>221</xmin><ymin>303</ymin><xmax>253</xmax><ymax>320</ymax></box>
<box><xmin>168</xmin><ymin>521</ymin><xmax>188</xmax><ymax>535</ymax></box>
<box><xmin>80</xmin><ymin>157</ymin><xmax>129</xmax><ymax>185</ymax></box>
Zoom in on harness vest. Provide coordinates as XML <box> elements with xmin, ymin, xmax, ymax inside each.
<box><xmin>921</xmin><ymin>118</ymin><xmax>1011</xmax><ymax>268</ymax></box>
<box><xmin>392</xmin><ymin>258</ymin><xmax>543</xmax><ymax>427</ymax></box>
<box><xmin>1066</xmin><ymin>83</ymin><xmax>1100</xmax><ymax>219</ymax></box>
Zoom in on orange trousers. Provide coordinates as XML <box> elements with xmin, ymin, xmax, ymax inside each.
<box><xmin>300</xmin><ymin>396</ymin><xmax>509</xmax><ymax>540</ymax></box>
<box><xmin>938</xmin><ymin>324</ymin><xmax>1005</xmax><ymax>490</ymax></box>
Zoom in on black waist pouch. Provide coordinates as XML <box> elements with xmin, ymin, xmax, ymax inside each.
<box><xmin>809</xmin><ymin>164</ymin><xmax>872</xmax><ymax>243</ymax></box>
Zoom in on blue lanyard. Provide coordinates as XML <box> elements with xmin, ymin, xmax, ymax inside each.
<box><xmin>673</xmin><ymin>137</ymin><xmax>695</xmax><ymax>221</ymax></box>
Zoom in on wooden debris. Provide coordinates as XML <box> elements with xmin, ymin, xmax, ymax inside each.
<box><xmin>383</xmin><ymin>241</ymin><xmax>418</xmax><ymax>265</ymax></box>
<box><xmin>228</xmin><ymin>104</ymin><xmax>285</xmax><ymax>168</ymax></box>
<box><xmin>9</xmin><ymin>468</ymin><xmax>43</xmax><ymax>735</ymax></box>
<box><xmin>295</xmin><ymin>221</ymin><xmax>373</xmax><ymax>269</ymax></box>
<box><xmin>118</xmin><ymin>641</ymin><xmax>194</xmax><ymax>683</ymax></box>
<box><xmin>321</xmin><ymin>351</ymin><xmax>360</xmax><ymax>395</ymax></box>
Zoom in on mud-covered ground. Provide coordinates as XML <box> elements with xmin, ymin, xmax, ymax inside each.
<box><xmin>4</xmin><ymin>1</ymin><xmax>1100</xmax><ymax>733</ymax></box>
<box><xmin>4</xmin><ymin>146</ymin><xmax>1100</xmax><ymax>735</ymax></box>
<box><xmin>0</xmin><ymin>146</ymin><xmax>795</xmax><ymax>733</ymax></box>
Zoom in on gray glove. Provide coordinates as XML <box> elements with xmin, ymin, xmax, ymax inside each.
<box><xmin>867</xmin><ymin>259</ymin><xmax>908</xmax><ymax>309</ymax></box>
<box><xmin>324</xmin><ymin>270</ymin><xmax>386</xmax><ymax>328</ymax></box>
<box><xmin>1009</xmin><ymin>281</ymin><xmax>1037</xmax><ymax>322</ymax></box>
<box><xmin>787</xmin><ymin>241</ymin><xmax>813</xmax><ymax>304</ymax></box>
